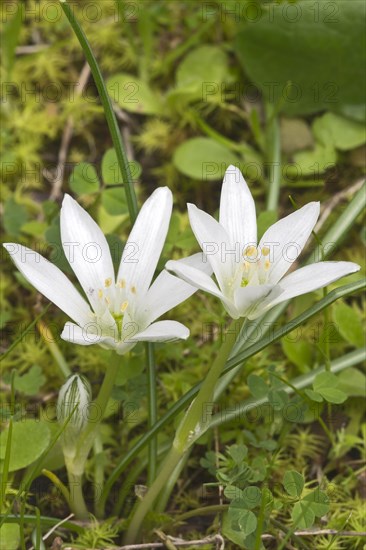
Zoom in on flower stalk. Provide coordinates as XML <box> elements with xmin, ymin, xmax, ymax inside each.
<box><xmin>125</xmin><ymin>318</ymin><xmax>244</xmax><ymax>543</ymax></box>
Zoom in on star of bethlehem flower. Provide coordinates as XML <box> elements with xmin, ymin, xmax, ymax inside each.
<box><xmin>4</xmin><ymin>188</ymin><xmax>206</xmax><ymax>354</ymax></box>
<box><xmin>166</xmin><ymin>166</ymin><xmax>360</xmax><ymax>320</ymax></box>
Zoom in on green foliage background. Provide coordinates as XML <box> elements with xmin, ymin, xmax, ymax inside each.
<box><xmin>1</xmin><ymin>0</ymin><xmax>365</xmax><ymax>548</ymax></box>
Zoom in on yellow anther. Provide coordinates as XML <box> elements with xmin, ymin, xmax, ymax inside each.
<box><xmin>105</xmin><ymin>297</ymin><xmax>110</xmax><ymax>305</ymax></box>
<box><xmin>118</xmin><ymin>279</ymin><xmax>126</xmax><ymax>289</ymax></box>
<box><xmin>105</xmin><ymin>277</ymin><xmax>113</xmax><ymax>287</ymax></box>
<box><xmin>98</xmin><ymin>289</ymin><xmax>103</xmax><ymax>299</ymax></box>
<box><xmin>244</xmin><ymin>245</ymin><xmax>257</xmax><ymax>257</ymax></box>
<box><xmin>121</xmin><ymin>301</ymin><xmax>128</xmax><ymax>313</ymax></box>
<box><xmin>265</xmin><ymin>260</ymin><xmax>271</xmax><ymax>270</ymax></box>
<box><xmin>131</xmin><ymin>286</ymin><xmax>137</xmax><ymax>294</ymax></box>
<box><xmin>262</xmin><ymin>247</ymin><xmax>270</xmax><ymax>257</ymax></box>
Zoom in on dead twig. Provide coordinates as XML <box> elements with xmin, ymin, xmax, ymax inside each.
<box><xmin>46</xmin><ymin>63</ymin><xmax>91</xmax><ymax>200</ymax></box>
<box><xmin>315</xmin><ymin>178</ymin><xmax>365</xmax><ymax>233</ymax></box>
<box><xmin>63</xmin><ymin>533</ymin><xmax>225</xmax><ymax>550</ymax></box>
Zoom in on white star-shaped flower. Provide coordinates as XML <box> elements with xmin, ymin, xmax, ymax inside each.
<box><xmin>166</xmin><ymin>166</ymin><xmax>360</xmax><ymax>320</ymax></box>
<box><xmin>4</xmin><ymin>188</ymin><xmax>205</xmax><ymax>354</ymax></box>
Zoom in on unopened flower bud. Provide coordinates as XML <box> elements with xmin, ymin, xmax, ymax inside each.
<box><xmin>57</xmin><ymin>374</ymin><xmax>91</xmax><ymax>439</ymax></box>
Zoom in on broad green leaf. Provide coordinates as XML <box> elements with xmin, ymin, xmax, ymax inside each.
<box><xmin>304</xmin><ymin>389</ymin><xmax>323</xmax><ymax>403</ymax></box>
<box><xmin>283</xmin><ymin>470</ymin><xmax>304</xmax><ymax>498</ymax></box>
<box><xmin>0</xmin><ymin>420</ymin><xmax>51</xmax><ymax>472</ymax></box>
<box><xmin>292</xmin><ymin>144</ymin><xmax>337</xmax><ymax>176</ymax></box>
<box><xmin>282</xmin><ymin>339</ymin><xmax>312</xmax><ymax>371</ymax></box>
<box><xmin>69</xmin><ymin>162</ymin><xmax>100</xmax><ymax>195</ymax></box>
<box><xmin>228</xmin><ymin>444</ymin><xmax>248</xmax><ymax>464</ymax></box>
<box><xmin>173</xmin><ymin>137</ymin><xmax>239</xmax><ymax>180</ymax></box>
<box><xmin>101</xmin><ymin>187</ymin><xmax>128</xmax><ymax>216</ymax></box>
<box><xmin>228</xmin><ymin>500</ymin><xmax>257</xmax><ymax>536</ymax></box>
<box><xmin>115</xmin><ymin>356</ymin><xmax>145</xmax><ymax>386</ymax></box>
<box><xmin>313</xmin><ymin>371</ymin><xmax>347</xmax><ymax>404</ymax></box>
<box><xmin>291</xmin><ymin>500</ymin><xmax>315</xmax><ymax>528</ymax></box>
<box><xmin>333</xmin><ymin>302</ymin><xmax>364</xmax><ymax>347</ymax></box>
<box><xmin>13</xmin><ymin>365</ymin><xmax>46</xmax><ymax>396</ymax></box>
<box><xmin>222</xmin><ymin>511</ymin><xmax>246</xmax><ymax>547</ymax></box>
<box><xmin>3</xmin><ymin>198</ymin><xmax>28</xmax><ymax>237</ymax></box>
<box><xmin>280</xmin><ymin>117</ymin><xmax>314</xmax><ymax>154</ymax></box>
<box><xmin>174</xmin><ymin>45</ymin><xmax>230</xmax><ymax>103</ymax></box>
<box><xmin>247</xmin><ymin>374</ymin><xmax>269</xmax><ymax>399</ymax></box>
<box><xmin>303</xmin><ymin>488</ymin><xmax>329</xmax><ymax>517</ymax></box>
<box><xmin>21</xmin><ymin>221</ymin><xmax>48</xmax><ymax>237</ymax></box>
<box><xmin>241</xmin><ymin>486</ymin><xmax>262</xmax><ymax>509</ymax></box>
<box><xmin>268</xmin><ymin>388</ymin><xmax>289</xmax><ymax>410</ymax></box>
<box><xmin>338</xmin><ymin>368</ymin><xmax>366</xmax><ymax>397</ymax></box>
<box><xmin>102</xmin><ymin>149</ymin><xmax>140</xmax><ymax>186</ymax></box>
<box><xmin>235</xmin><ymin>1</ymin><xmax>366</xmax><ymax>115</ymax></box>
<box><xmin>107</xmin><ymin>73</ymin><xmax>162</xmax><ymax>115</ymax></box>
<box><xmin>45</xmin><ymin>215</ymin><xmax>72</xmax><ymax>274</ymax></box>
<box><xmin>313</xmin><ymin>112</ymin><xmax>366</xmax><ymax>151</ymax></box>
<box><xmin>0</xmin><ymin>524</ymin><xmax>20</xmax><ymax>550</ymax></box>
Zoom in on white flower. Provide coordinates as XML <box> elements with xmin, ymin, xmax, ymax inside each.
<box><xmin>166</xmin><ymin>166</ymin><xmax>360</xmax><ymax>320</ymax></box>
<box><xmin>4</xmin><ymin>188</ymin><xmax>205</xmax><ymax>354</ymax></box>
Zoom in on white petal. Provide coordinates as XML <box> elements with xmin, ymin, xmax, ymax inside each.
<box><xmin>127</xmin><ymin>320</ymin><xmax>189</xmax><ymax>342</ymax></box>
<box><xmin>219</xmin><ymin>165</ymin><xmax>257</xmax><ymax>247</ymax></box>
<box><xmin>166</xmin><ymin>258</ymin><xmax>240</xmax><ymax>318</ymax></box>
<box><xmin>3</xmin><ymin>243</ymin><xmax>92</xmax><ymax>326</ymax></box>
<box><xmin>234</xmin><ymin>284</ymin><xmax>277</xmax><ymax>318</ymax></box>
<box><xmin>259</xmin><ymin>202</ymin><xmax>320</xmax><ymax>284</ymax></box>
<box><xmin>61</xmin><ymin>322</ymin><xmax>117</xmax><ymax>349</ymax></box>
<box><xmin>188</xmin><ymin>204</ymin><xmax>237</xmax><ymax>292</ymax></box>
<box><xmin>166</xmin><ymin>259</ymin><xmax>224</xmax><ymax>300</ymax></box>
<box><xmin>117</xmin><ymin>187</ymin><xmax>172</xmax><ymax>297</ymax></box>
<box><xmin>259</xmin><ymin>261</ymin><xmax>361</xmax><ymax>311</ymax></box>
<box><xmin>61</xmin><ymin>195</ymin><xmax>115</xmax><ymax>314</ymax></box>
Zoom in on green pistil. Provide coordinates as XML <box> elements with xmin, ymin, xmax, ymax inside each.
<box><xmin>241</xmin><ymin>278</ymin><xmax>249</xmax><ymax>287</ymax></box>
<box><xmin>113</xmin><ymin>314</ymin><xmax>124</xmax><ymax>338</ymax></box>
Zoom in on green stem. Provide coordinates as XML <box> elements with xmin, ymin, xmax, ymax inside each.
<box><xmin>60</xmin><ymin>0</ymin><xmax>138</xmax><ymax>221</ymax></box>
<box><xmin>67</xmin><ymin>471</ymin><xmax>88</xmax><ymax>520</ymax></box>
<box><xmin>145</xmin><ymin>343</ymin><xmax>157</xmax><ymax>486</ymax></box>
<box><xmin>75</xmin><ymin>357</ymin><xmax>119</xmax><ymax>470</ymax></box>
<box><xmin>266</xmin><ymin>105</ymin><xmax>281</xmax><ymax>212</ymax></box>
<box><xmin>125</xmin><ymin>319</ymin><xmax>244</xmax><ymax>543</ymax></box>
<box><xmin>93</xmin><ymin>435</ymin><xmax>104</xmax><ymax>517</ymax></box>
<box><xmin>101</xmin><ymin>279</ymin><xmax>365</xmax><ymax>511</ymax></box>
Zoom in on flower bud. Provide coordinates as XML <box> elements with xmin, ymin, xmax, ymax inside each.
<box><xmin>57</xmin><ymin>374</ymin><xmax>91</xmax><ymax>445</ymax></box>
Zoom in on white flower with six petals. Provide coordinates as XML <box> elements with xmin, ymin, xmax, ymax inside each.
<box><xmin>166</xmin><ymin>166</ymin><xmax>360</xmax><ymax>320</ymax></box>
<box><xmin>4</xmin><ymin>188</ymin><xmax>204</xmax><ymax>354</ymax></box>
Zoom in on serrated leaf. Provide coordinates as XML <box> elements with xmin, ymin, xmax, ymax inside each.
<box><xmin>333</xmin><ymin>302</ymin><xmax>364</xmax><ymax>347</ymax></box>
<box><xmin>0</xmin><ymin>420</ymin><xmax>51</xmax><ymax>472</ymax></box>
<box><xmin>173</xmin><ymin>138</ymin><xmax>239</xmax><ymax>180</ymax></box>
<box><xmin>284</xmin><ymin>470</ymin><xmax>304</xmax><ymax>498</ymax></box>
<box><xmin>69</xmin><ymin>162</ymin><xmax>100</xmax><ymax>195</ymax></box>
